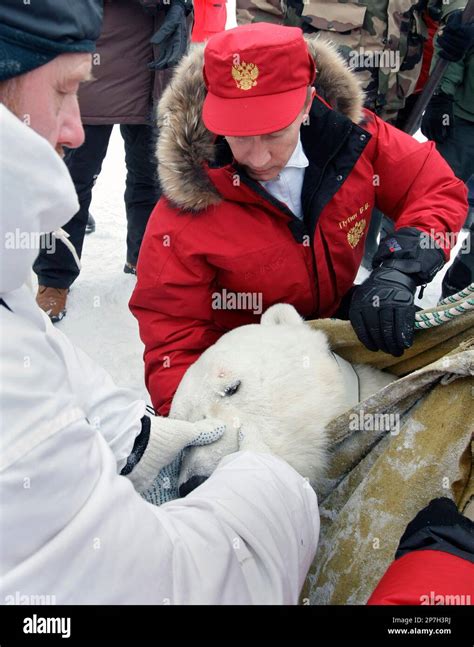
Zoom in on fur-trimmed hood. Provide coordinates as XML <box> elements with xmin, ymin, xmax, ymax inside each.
<box><xmin>156</xmin><ymin>36</ymin><xmax>365</xmax><ymax>212</ymax></box>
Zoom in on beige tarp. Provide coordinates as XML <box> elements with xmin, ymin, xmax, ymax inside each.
<box><xmin>301</xmin><ymin>311</ymin><xmax>474</xmax><ymax>605</ymax></box>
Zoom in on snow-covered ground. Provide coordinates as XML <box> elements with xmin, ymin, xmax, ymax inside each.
<box><xmin>42</xmin><ymin>126</ymin><xmax>467</xmax><ymax>405</ymax></box>
<box><xmin>47</xmin><ymin>127</ymin><xmax>149</xmax><ymax>402</ymax></box>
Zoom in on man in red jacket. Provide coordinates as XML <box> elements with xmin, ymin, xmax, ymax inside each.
<box><xmin>130</xmin><ymin>23</ymin><xmax>467</xmax><ymax>416</ymax></box>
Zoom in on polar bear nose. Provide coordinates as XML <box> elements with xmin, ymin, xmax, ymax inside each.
<box><xmin>179</xmin><ymin>475</ymin><xmax>209</xmax><ymax>497</ymax></box>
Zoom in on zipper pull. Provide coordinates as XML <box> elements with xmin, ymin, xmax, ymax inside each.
<box><xmin>418</xmin><ymin>283</ymin><xmax>427</xmax><ymax>300</ymax></box>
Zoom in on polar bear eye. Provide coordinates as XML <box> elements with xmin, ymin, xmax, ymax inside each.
<box><xmin>221</xmin><ymin>380</ymin><xmax>241</xmax><ymax>397</ymax></box>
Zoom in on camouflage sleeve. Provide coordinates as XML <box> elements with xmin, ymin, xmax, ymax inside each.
<box><xmin>236</xmin><ymin>0</ymin><xmax>286</xmax><ymax>25</ymax></box>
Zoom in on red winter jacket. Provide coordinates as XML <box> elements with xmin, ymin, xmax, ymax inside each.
<box><xmin>191</xmin><ymin>0</ymin><xmax>227</xmax><ymax>42</ymax></box>
<box><xmin>129</xmin><ymin>39</ymin><xmax>467</xmax><ymax>415</ymax></box>
<box><xmin>368</xmin><ymin>550</ymin><xmax>474</xmax><ymax>605</ymax></box>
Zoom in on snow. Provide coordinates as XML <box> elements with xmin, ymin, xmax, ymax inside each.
<box><xmin>44</xmin><ymin>127</ymin><xmax>148</xmax><ymax>403</ymax></box>
<box><xmin>39</xmin><ymin>126</ymin><xmax>468</xmax><ymax>405</ymax></box>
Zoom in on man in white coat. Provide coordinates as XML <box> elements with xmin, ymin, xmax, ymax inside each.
<box><xmin>0</xmin><ymin>0</ymin><xmax>319</xmax><ymax>604</ymax></box>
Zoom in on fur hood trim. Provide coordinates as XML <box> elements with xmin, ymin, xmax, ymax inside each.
<box><xmin>156</xmin><ymin>36</ymin><xmax>365</xmax><ymax>212</ymax></box>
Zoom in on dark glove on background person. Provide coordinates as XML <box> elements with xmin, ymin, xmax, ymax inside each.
<box><xmin>420</xmin><ymin>92</ymin><xmax>454</xmax><ymax>143</ymax></box>
<box><xmin>149</xmin><ymin>0</ymin><xmax>190</xmax><ymax>70</ymax></box>
<box><xmin>437</xmin><ymin>10</ymin><xmax>474</xmax><ymax>63</ymax></box>
<box><xmin>350</xmin><ymin>227</ymin><xmax>445</xmax><ymax>356</ymax></box>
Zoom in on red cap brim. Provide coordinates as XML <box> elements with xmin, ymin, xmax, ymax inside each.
<box><xmin>202</xmin><ymin>85</ymin><xmax>309</xmax><ymax>136</ymax></box>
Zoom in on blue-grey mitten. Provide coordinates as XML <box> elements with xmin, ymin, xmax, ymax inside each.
<box><xmin>125</xmin><ymin>416</ymin><xmax>225</xmax><ymax>505</ymax></box>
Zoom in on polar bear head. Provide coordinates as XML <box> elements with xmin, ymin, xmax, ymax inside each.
<box><xmin>171</xmin><ymin>303</ymin><xmax>352</xmax><ymax>496</ymax></box>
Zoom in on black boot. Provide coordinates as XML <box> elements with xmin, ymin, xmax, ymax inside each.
<box><xmin>124</xmin><ymin>262</ymin><xmax>137</xmax><ymax>276</ymax></box>
<box><xmin>85</xmin><ymin>212</ymin><xmax>96</xmax><ymax>235</ymax></box>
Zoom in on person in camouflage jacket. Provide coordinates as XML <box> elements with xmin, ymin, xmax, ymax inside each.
<box><xmin>236</xmin><ymin>0</ymin><xmax>443</xmax><ymax>123</ymax></box>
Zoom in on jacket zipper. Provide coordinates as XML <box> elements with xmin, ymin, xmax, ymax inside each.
<box><xmin>239</xmin><ymin>174</ymin><xmax>319</xmax><ymax>315</ymax></box>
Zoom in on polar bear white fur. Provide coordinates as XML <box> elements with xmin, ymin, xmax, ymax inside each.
<box><xmin>170</xmin><ymin>304</ymin><xmax>395</xmax><ymax>496</ymax></box>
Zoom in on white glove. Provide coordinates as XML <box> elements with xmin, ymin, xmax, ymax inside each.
<box><xmin>127</xmin><ymin>416</ymin><xmax>226</xmax><ymax>494</ymax></box>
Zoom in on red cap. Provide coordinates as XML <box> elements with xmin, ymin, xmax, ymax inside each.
<box><xmin>202</xmin><ymin>23</ymin><xmax>316</xmax><ymax>136</ymax></box>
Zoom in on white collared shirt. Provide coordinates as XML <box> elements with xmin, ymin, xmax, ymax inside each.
<box><xmin>259</xmin><ymin>135</ymin><xmax>309</xmax><ymax>220</ymax></box>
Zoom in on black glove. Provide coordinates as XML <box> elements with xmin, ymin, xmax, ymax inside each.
<box><xmin>349</xmin><ymin>267</ymin><xmax>417</xmax><ymax>356</ymax></box>
<box><xmin>371</xmin><ymin>227</ymin><xmax>446</xmax><ymax>280</ymax></box>
<box><xmin>420</xmin><ymin>91</ymin><xmax>454</xmax><ymax>143</ymax></box>
<box><xmin>149</xmin><ymin>0</ymin><xmax>189</xmax><ymax>70</ymax></box>
<box><xmin>350</xmin><ymin>227</ymin><xmax>445</xmax><ymax>356</ymax></box>
<box><xmin>437</xmin><ymin>10</ymin><xmax>474</xmax><ymax>63</ymax></box>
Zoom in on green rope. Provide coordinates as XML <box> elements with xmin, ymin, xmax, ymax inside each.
<box><xmin>414</xmin><ymin>283</ymin><xmax>474</xmax><ymax>329</ymax></box>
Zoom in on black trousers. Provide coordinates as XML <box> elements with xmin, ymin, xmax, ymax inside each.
<box><xmin>436</xmin><ymin>116</ymin><xmax>474</xmax><ymax>296</ymax></box>
<box><xmin>34</xmin><ymin>124</ymin><xmax>161</xmax><ymax>289</ymax></box>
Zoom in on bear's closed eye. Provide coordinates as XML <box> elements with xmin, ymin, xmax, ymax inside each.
<box><xmin>221</xmin><ymin>380</ymin><xmax>241</xmax><ymax>397</ymax></box>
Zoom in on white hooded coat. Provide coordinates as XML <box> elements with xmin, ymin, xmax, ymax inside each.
<box><xmin>0</xmin><ymin>105</ymin><xmax>319</xmax><ymax>604</ymax></box>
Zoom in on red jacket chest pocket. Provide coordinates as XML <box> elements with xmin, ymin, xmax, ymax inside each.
<box><xmin>210</xmin><ymin>241</ymin><xmax>317</xmax><ymax>317</ymax></box>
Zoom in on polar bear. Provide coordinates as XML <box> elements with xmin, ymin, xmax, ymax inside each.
<box><xmin>170</xmin><ymin>304</ymin><xmax>395</xmax><ymax>497</ymax></box>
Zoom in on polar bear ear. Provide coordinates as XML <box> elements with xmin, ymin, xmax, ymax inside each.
<box><xmin>261</xmin><ymin>303</ymin><xmax>304</xmax><ymax>327</ymax></box>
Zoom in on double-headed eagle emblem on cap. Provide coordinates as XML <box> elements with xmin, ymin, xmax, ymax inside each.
<box><xmin>231</xmin><ymin>61</ymin><xmax>259</xmax><ymax>91</ymax></box>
